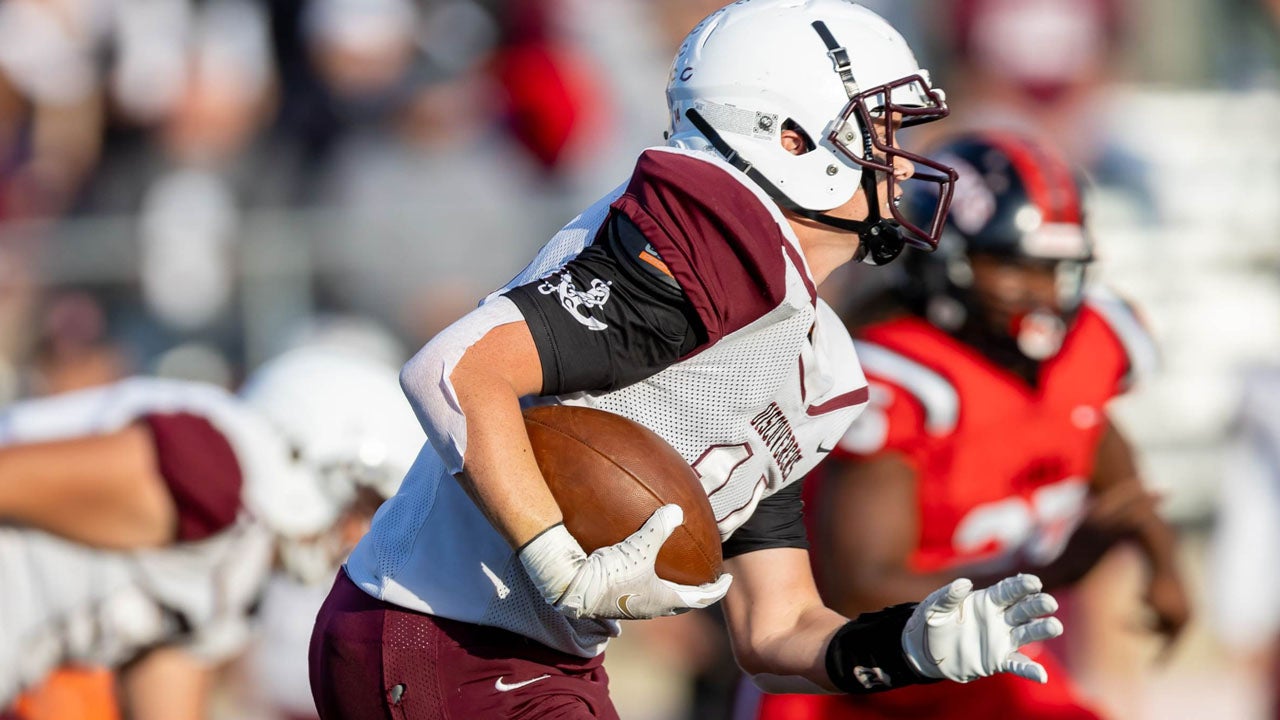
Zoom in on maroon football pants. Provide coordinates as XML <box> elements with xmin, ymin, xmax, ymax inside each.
<box><xmin>309</xmin><ymin>569</ymin><xmax>621</xmax><ymax>720</ymax></box>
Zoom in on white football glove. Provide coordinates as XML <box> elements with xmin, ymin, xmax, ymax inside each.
<box><xmin>902</xmin><ymin>574</ymin><xmax>1064</xmax><ymax>684</ymax></box>
<box><xmin>518</xmin><ymin>504</ymin><xmax>732</xmax><ymax>620</ymax></box>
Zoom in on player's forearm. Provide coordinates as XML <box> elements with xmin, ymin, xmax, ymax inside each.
<box><xmin>0</xmin><ymin>425</ymin><xmax>175</xmax><ymax>548</ymax></box>
<box><xmin>735</xmin><ymin>602</ymin><xmax>849</xmax><ymax>692</ymax></box>
<box><xmin>1133</xmin><ymin>507</ymin><xmax>1180</xmax><ymax>573</ymax></box>
<box><xmin>450</xmin><ymin>374</ymin><xmax>564</xmax><ymax>549</ymax></box>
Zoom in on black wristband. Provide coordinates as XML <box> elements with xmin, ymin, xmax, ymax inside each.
<box><xmin>824</xmin><ymin>603</ymin><xmax>940</xmax><ymax>694</ymax></box>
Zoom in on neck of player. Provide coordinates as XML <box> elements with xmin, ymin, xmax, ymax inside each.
<box><xmin>785</xmin><ymin>214</ymin><xmax>862</xmax><ymax>286</ymax></box>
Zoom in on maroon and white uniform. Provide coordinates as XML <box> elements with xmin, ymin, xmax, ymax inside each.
<box><xmin>0</xmin><ymin>378</ymin><xmax>320</xmax><ymax>707</ymax></box>
<box><xmin>347</xmin><ymin>146</ymin><xmax>870</xmax><ymax>658</ymax></box>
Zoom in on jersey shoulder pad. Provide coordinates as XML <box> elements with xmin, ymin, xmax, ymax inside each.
<box><xmin>1082</xmin><ymin>286</ymin><xmax>1160</xmax><ymax>391</ymax></box>
<box><xmin>836</xmin><ymin>340</ymin><xmax>958</xmax><ymax>456</ymax></box>
<box><xmin>611</xmin><ymin>148</ymin><xmax>793</xmax><ymax>342</ymax></box>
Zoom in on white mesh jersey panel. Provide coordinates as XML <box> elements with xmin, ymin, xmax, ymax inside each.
<box><xmin>0</xmin><ymin>379</ymin><xmax>284</xmax><ymax>703</ymax></box>
<box><xmin>346</xmin><ymin>148</ymin><xmax>869</xmax><ymax>657</ymax></box>
<box><xmin>481</xmin><ymin>180</ymin><xmax>626</xmax><ymax>300</ymax></box>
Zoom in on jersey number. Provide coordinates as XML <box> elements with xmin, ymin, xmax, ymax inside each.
<box><xmin>951</xmin><ymin>477</ymin><xmax>1088</xmax><ymax>565</ymax></box>
<box><xmin>691</xmin><ymin>443</ymin><xmax>767</xmax><ymax>539</ymax></box>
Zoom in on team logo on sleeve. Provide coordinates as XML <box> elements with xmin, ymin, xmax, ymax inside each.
<box><xmin>853</xmin><ymin>665</ymin><xmax>893</xmax><ymax>690</ymax></box>
<box><xmin>538</xmin><ymin>272</ymin><xmax>614</xmax><ymax>331</ymax></box>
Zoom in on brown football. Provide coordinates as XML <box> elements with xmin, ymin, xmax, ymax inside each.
<box><xmin>523</xmin><ymin>404</ymin><xmax>723</xmax><ymax>586</ymax></box>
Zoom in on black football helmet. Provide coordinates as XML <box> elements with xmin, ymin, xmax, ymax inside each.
<box><xmin>898</xmin><ymin>131</ymin><xmax>1094</xmax><ymax>361</ymax></box>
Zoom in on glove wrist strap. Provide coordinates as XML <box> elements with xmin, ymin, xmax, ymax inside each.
<box><xmin>517</xmin><ymin>523</ymin><xmax>587</xmax><ymax>605</ymax></box>
<box><xmin>825</xmin><ymin>603</ymin><xmax>941</xmax><ymax>694</ymax></box>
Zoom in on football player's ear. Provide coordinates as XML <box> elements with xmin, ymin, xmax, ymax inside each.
<box><xmin>781</xmin><ymin>129</ymin><xmax>808</xmax><ymax>157</ymax></box>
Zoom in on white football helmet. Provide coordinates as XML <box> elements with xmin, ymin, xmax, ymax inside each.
<box><xmin>666</xmin><ymin>0</ymin><xmax>957</xmax><ymax>264</ymax></box>
<box><xmin>239</xmin><ymin>345</ymin><xmax>425</xmax><ymax>582</ymax></box>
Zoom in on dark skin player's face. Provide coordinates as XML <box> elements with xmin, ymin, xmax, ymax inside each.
<box><xmin>968</xmin><ymin>253</ymin><xmax>1060</xmax><ymax>334</ymax></box>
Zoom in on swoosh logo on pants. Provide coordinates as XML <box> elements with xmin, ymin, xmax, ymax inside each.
<box><xmin>494</xmin><ymin>674</ymin><xmax>551</xmax><ymax>693</ymax></box>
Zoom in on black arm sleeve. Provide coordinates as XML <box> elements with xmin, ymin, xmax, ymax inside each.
<box><xmin>721</xmin><ymin>482</ymin><xmax>809</xmax><ymax>560</ymax></box>
<box><xmin>504</xmin><ymin>212</ymin><xmax>704</xmax><ymax>395</ymax></box>
<box><xmin>825</xmin><ymin>604</ymin><xmax>940</xmax><ymax>693</ymax></box>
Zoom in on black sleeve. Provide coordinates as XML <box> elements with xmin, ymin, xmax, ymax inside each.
<box><xmin>825</xmin><ymin>604</ymin><xmax>940</xmax><ymax>693</ymax></box>
<box><xmin>504</xmin><ymin>212</ymin><xmax>705</xmax><ymax>395</ymax></box>
<box><xmin>721</xmin><ymin>482</ymin><xmax>809</xmax><ymax>560</ymax></box>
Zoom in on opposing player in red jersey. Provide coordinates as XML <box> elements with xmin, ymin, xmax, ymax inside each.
<box><xmin>752</xmin><ymin>132</ymin><xmax>1190</xmax><ymax>720</ymax></box>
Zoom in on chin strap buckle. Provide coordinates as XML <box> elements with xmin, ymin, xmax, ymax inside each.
<box><xmin>856</xmin><ymin>220</ymin><xmax>906</xmax><ymax>266</ymax></box>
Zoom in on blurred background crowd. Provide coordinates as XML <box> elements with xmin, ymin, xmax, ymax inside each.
<box><xmin>0</xmin><ymin>0</ymin><xmax>1278</xmax><ymax>718</ymax></box>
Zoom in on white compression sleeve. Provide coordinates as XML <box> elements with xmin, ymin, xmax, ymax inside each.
<box><xmin>398</xmin><ymin>297</ymin><xmax>526</xmax><ymax>475</ymax></box>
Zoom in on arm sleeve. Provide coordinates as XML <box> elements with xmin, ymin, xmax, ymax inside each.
<box><xmin>503</xmin><ymin>211</ymin><xmax>704</xmax><ymax>395</ymax></box>
<box><xmin>721</xmin><ymin>482</ymin><xmax>809</xmax><ymax>559</ymax></box>
<box><xmin>140</xmin><ymin>412</ymin><xmax>244</xmax><ymax>542</ymax></box>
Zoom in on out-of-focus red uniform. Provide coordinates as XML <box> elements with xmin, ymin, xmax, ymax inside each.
<box><xmin>755</xmin><ymin>293</ymin><xmax>1155</xmax><ymax>720</ymax></box>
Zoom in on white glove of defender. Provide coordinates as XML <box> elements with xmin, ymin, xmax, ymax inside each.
<box><xmin>902</xmin><ymin>574</ymin><xmax>1064</xmax><ymax>684</ymax></box>
<box><xmin>519</xmin><ymin>504</ymin><xmax>733</xmax><ymax>620</ymax></box>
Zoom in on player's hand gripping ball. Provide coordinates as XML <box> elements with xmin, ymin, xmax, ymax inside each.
<box><xmin>517</xmin><ymin>404</ymin><xmax>731</xmax><ymax>620</ymax></box>
<box><xmin>523</xmin><ymin>404</ymin><xmax>723</xmax><ymax>586</ymax></box>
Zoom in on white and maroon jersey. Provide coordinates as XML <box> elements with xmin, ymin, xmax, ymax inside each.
<box><xmin>0</xmin><ymin>378</ymin><xmax>295</xmax><ymax>706</ymax></box>
<box><xmin>348</xmin><ymin>146</ymin><xmax>869</xmax><ymax>657</ymax></box>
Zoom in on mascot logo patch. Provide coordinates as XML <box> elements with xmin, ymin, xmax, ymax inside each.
<box><xmin>538</xmin><ymin>272</ymin><xmax>613</xmax><ymax>331</ymax></box>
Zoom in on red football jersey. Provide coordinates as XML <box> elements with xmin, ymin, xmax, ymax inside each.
<box><xmin>758</xmin><ymin>292</ymin><xmax>1156</xmax><ymax>720</ymax></box>
<box><xmin>831</xmin><ymin>294</ymin><xmax>1155</xmax><ymax>574</ymax></box>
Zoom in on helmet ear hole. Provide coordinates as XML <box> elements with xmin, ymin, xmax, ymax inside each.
<box><xmin>781</xmin><ymin>119</ymin><xmax>816</xmax><ymax>153</ymax></box>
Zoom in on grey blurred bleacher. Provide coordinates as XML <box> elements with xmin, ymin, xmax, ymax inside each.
<box><xmin>1092</xmin><ymin>88</ymin><xmax>1280</xmax><ymax>524</ymax></box>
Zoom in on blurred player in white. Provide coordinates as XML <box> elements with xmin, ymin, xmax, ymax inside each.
<box><xmin>0</xmin><ymin>345</ymin><xmax>424</xmax><ymax>720</ymax></box>
<box><xmin>1213</xmin><ymin>367</ymin><xmax>1280</xmax><ymax>719</ymax></box>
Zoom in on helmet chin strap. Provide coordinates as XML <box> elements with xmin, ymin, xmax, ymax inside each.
<box><xmin>684</xmin><ymin>108</ymin><xmax>906</xmax><ymax>266</ymax></box>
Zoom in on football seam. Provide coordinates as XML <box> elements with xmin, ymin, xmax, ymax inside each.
<box><xmin>525</xmin><ymin>415</ymin><xmax>721</xmax><ymax>579</ymax></box>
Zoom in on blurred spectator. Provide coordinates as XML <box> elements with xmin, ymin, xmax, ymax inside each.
<box><xmin>927</xmin><ymin>0</ymin><xmax>1155</xmax><ymax>215</ymax></box>
<box><xmin>264</xmin><ymin>0</ymin><xmax>498</xmax><ymax>199</ymax></box>
<box><xmin>0</xmin><ymin>0</ymin><xmax>105</xmax><ymax>220</ymax></box>
<box><xmin>26</xmin><ymin>290</ymin><xmax>129</xmax><ymax>397</ymax></box>
<box><xmin>491</xmin><ymin>0</ymin><xmax>607</xmax><ymax>173</ymax></box>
